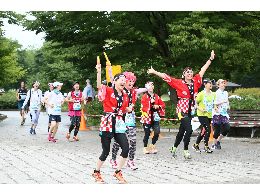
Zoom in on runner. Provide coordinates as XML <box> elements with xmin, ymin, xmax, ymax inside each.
<box><xmin>65</xmin><ymin>81</ymin><xmax>84</xmax><ymax>142</ymax></box>
<box><xmin>211</xmin><ymin>79</ymin><xmax>230</xmax><ymax>150</ymax></box>
<box><xmin>42</xmin><ymin>82</ymin><xmax>54</xmax><ymax>132</ymax></box>
<box><xmin>92</xmin><ymin>63</ymin><xmax>130</xmax><ymax>184</ymax></box>
<box><xmin>140</xmin><ymin>81</ymin><xmax>165</xmax><ymax>154</ymax></box>
<box><xmin>21</xmin><ymin>81</ymin><xmax>42</xmax><ymax>135</ymax></box>
<box><xmin>147</xmin><ymin>50</ymin><xmax>215</xmax><ymax>159</ymax></box>
<box><xmin>192</xmin><ymin>78</ymin><xmax>215</xmax><ymax>153</ymax></box>
<box><xmin>16</xmin><ymin>81</ymin><xmax>28</xmax><ymax>125</ymax></box>
<box><xmin>44</xmin><ymin>81</ymin><xmax>65</xmax><ymax>143</ymax></box>
<box><xmin>110</xmin><ymin>71</ymin><xmax>147</xmax><ymax>171</ymax></box>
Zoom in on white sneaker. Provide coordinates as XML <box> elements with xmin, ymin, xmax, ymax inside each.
<box><xmin>109</xmin><ymin>159</ymin><xmax>117</xmax><ymax>169</ymax></box>
<box><xmin>127</xmin><ymin>160</ymin><xmax>138</xmax><ymax>170</ymax></box>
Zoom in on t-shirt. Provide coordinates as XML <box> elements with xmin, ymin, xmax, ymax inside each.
<box><xmin>213</xmin><ymin>89</ymin><xmax>229</xmax><ymax>117</ymax></box>
<box><xmin>44</xmin><ymin>90</ymin><xmax>52</xmax><ymax>114</ymax></box>
<box><xmin>196</xmin><ymin>90</ymin><xmax>216</xmax><ymax>118</ymax></box>
<box><xmin>17</xmin><ymin>88</ymin><xmax>27</xmax><ymax>101</ymax></box>
<box><xmin>46</xmin><ymin>91</ymin><xmax>65</xmax><ymax>115</ymax></box>
<box><xmin>22</xmin><ymin>89</ymin><xmax>42</xmax><ymax>111</ymax></box>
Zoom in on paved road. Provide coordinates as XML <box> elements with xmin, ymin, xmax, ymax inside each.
<box><xmin>0</xmin><ymin>111</ymin><xmax>260</xmax><ymax>184</ymax></box>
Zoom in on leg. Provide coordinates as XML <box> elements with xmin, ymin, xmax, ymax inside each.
<box><xmin>143</xmin><ymin>124</ymin><xmax>152</xmax><ymax>147</ymax></box>
<box><xmin>114</xmin><ymin>133</ymin><xmax>129</xmax><ymax>170</ymax></box>
<box><xmin>198</xmin><ymin>116</ymin><xmax>211</xmax><ymax>146</ymax></box>
<box><xmin>173</xmin><ymin>117</ymin><xmax>188</xmax><ymax>148</ymax></box>
<box><xmin>182</xmin><ymin>117</ymin><xmax>193</xmax><ymax>150</ymax></box>
<box><xmin>127</xmin><ymin>126</ymin><xmax>137</xmax><ymax>161</ymax></box>
<box><xmin>111</xmin><ymin>140</ymin><xmax>120</xmax><ymax>161</ymax></box>
<box><xmin>73</xmin><ymin>116</ymin><xmax>81</xmax><ymax>137</ymax></box>
<box><xmin>98</xmin><ymin>132</ymin><xmax>112</xmax><ymax>166</ymax></box>
<box><xmin>152</xmin><ymin>121</ymin><xmax>160</xmax><ymax>145</ymax></box>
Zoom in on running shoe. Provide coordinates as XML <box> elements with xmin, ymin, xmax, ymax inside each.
<box><xmin>216</xmin><ymin>141</ymin><xmax>222</xmax><ymax>149</ymax></box>
<box><xmin>73</xmin><ymin>136</ymin><xmax>79</xmax><ymax>141</ymax></box>
<box><xmin>211</xmin><ymin>144</ymin><xmax>217</xmax><ymax>150</ymax></box>
<box><xmin>169</xmin><ymin>146</ymin><xmax>177</xmax><ymax>158</ymax></box>
<box><xmin>33</xmin><ymin>129</ymin><xmax>36</xmax><ymax>135</ymax></box>
<box><xmin>143</xmin><ymin>147</ymin><xmax>150</xmax><ymax>154</ymax></box>
<box><xmin>183</xmin><ymin>150</ymin><xmax>192</xmax><ymax>159</ymax></box>
<box><xmin>204</xmin><ymin>146</ymin><xmax>213</xmax><ymax>153</ymax></box>
<box><xmin>113</xmin><ymin>170</ymin><xmax>127</xmax><ymax>184</ymax></box>
<box><xmin>109</xmin><ymin>159</ymin><xmax>118</xmax><ymax>169</ymax></box>
<box><xmin>21</xmin><ymin>118</ymin><xmax>25</xmax><ymax>125</ymax></box>
<box><xmin>66</xmin><ymin>133</ymin><xmax>70</xmax><ymax>140</ymax></box>
<box><xmin>29</xmin><ymin>128</ymin><xmax>33</xmax><ymax>134</ymax></box>
<box><xmin>149</xmin><ymin>144</ymin><xmax>158</xmax><ymax>154</ymax></box>
<box><xmin>48</xmin><ymin>133</ymin><xmax>52</xmax><ymax>141</ymax></box>
<box><xmin>127</xmin><ymin>160</ymin><xmax>138</xmax><ymax>171</ymax></box>
<box><xmin>192</xmin><ymin>144</ymin><xmax>201</xmax><ymax>153</ymax></box>
<box><xmin>92</xmin><ymin>170</ymin><xmax>105</xmax><ymax>184</ymax></box>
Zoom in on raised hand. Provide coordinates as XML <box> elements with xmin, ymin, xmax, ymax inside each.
<box><xmin>96</xmin><ymin>64</ymin><xmax>101</xmax><ymax>72</ymax></box>
<box><xmin>147</xmin><ymin>66</ymin><xmax>155</xmax><ymax>74</ymax></box>
<box><xmin>210</xmin><ymin>50</ymin><xmax>215</xmax><ymax>60</ymax></box>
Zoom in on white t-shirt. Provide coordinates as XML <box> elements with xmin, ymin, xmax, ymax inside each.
<box><xmin>213</xmin><ymin>89</ymin><xmax>229</xmax><ymax>117</ymax></box>
<box><xmin>44</xmin><ymin>90</ymin><xmax>51</xmax><ymax>114</ymax></box>
<box><xmin>22</xmin><ymin>89</ymin><xmax>42</xmax><ymax>111</ymax></box>
<box><xmin>46</xmin><ymin>91</ymin><xmax>65</xmax><ymax>115</ymax></box>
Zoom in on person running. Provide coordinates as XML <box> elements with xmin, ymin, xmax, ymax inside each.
<box><xmin>92</xmin><ymin>63</ymin><xmax>130</xmax><ymax>184</ymax></box>
<box><xmin>21</xmin><ymin>81</ymin><xmax>42</xmax><ymax>135</ymax></box>
<box><xmin>192</xmin><ymin>78</ymin><xmax>215</xmax><ymax>154</ymax></box>
<box><xmin>140</xmin><ymin>81</ymin><xmax>165</xmax><ymax>155</ymax></box>
<box><xmin>211</xmin><ymin>79</ymin><xmax>230</xmax><ymax>150</ymax></box>
<box><xmin>110</xmin><ymin>71</ymin><xmax>147</xmax><ymax>171</ymax></box>
<box><xmin>44</xmin><ymin>81</ymin><xmax>65</xmax><ymax>143</ymax></box>
<box><xmin>42</xmin><ymin>82</ymin><xmax>54</xmax><ymax>132</ymax></box>
<box><xmin>16</xmin><ymin>81</ymin><xmax>28</xmax><ymax>125</ymax></box>
<box><xmin>147</xmin><ymin>50</ymin><xmax>215</xmax><ymax>159</ymax></box>
<box><xmin>65</xmin><ymin>81</ymin><xmax>84</xmax><ymax>141</ymax></box>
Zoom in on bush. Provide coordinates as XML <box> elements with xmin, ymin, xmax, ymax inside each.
<box><xmin>229</xmin><ymin>88</ymin><xmax>260</xmax><ymax>110</ymax></box>
<box><xmin>0</xmin><ymin>90</ymin><xmax>17</xmax><ymax>109</ymax></box>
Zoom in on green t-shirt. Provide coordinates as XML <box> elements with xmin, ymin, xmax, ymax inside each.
<box><xmin>196</xmin><ymin>90</ymin><xmax>216</xmax><ymax>118</ymax></box>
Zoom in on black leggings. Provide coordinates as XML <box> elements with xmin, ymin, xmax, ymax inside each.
<box><xmin>99</xmin><ymin>132</ymin><xmax>129</xmax><ymax>161</ymax></box>
<box><xmin>196</xmin><ymin>116</ymin><xmax>212</xmax><ymax>146</ymax></box>
<box><xmin>174</xmin><ymin>116</ymin><xmax>192</xmax><ymax>150</ymax></box>
<box><xmin>213</xmin><ymin>123</ymin><xmax>230</xmax><ymax>139</ymax></box>
<box><xmin>69</xmin><ymin>116</ymin><xmax>81</xmax><ymax>136</ymax></box>
<box><xmin>143</xmin><ymin>121</ymin><xmax>160</xmax><ymax>147</ymax></box>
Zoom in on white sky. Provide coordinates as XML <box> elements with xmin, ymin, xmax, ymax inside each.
<box><xmin>1</xmin><ymin>15</ymin><xmax>45</xmax><ymax>49</ymax></box>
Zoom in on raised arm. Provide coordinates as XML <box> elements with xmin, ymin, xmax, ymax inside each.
<box><xmin>147</xmin><ymin>66</ymin><xmax>166</xmax><ymax>79</ymax></box>
<box><xmin>199</xmin><ymin>50</ymin><xmax>215</xmax><ymax>78</ymax></box>
<box><xmin>96</xmin><ymin>63</ymin><xmax>101</xmax><ymax>90</ymax></box>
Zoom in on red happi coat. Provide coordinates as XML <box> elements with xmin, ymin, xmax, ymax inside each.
<box><xmin>163</xmin><ymin>73</ymin><xmax>202</xmax><ymax>114</ymax></box>
<box><xmin>98</xmin><ymin>85</ymin><xmax>129</xmax><ymax>132</ymax></box>
<box><xmin>140</xmin><ymin>93</ymin><xmax>165</xmax><ymax>124</ymax></box>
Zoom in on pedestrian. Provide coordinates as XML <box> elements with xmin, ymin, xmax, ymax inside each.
<box><xmin>92</xmin><ymin>63</ymin><xmax>130</xmax><ymax>184</ymax></box>
<box><xmin>16</xmin><ymin>81</ymin><xmax>28</xmax><ymax>125</ymax></box>
<box><xmin>83</xmin><ymin>79</ymin><xmax>95</xmax><ymax>103</ymax></box>
<box><xmin>140</xmin><ymin>81</ymin><xmax>165</xmax><ymax>154</ymax></box>
<box><xmin>192</xmin><ymin>78</ymin><xmax>215</xmax><ymax>153</ymax></box>
<box><xmin>110</xmin><ymin>71</ymin><xmax>147</xmax><ymax>171</ymax></box>
<box><xmin>44</xmin><ymin>81</ymin><xmax>65</xmax><ymax>143</ymax></box>
<box><xmin>147</xmin><ymin>50</ymin><xmax>215</xmax><ymax>159</ymax></box>
<box><xmin>21</xmin><ymin>81</ymin><xmax>42</xmax><ymax>135</ymax></box>
<box><xmin>211</xmin><ymin>79</ymin><xmax>230</xmax><ymax>150</ymax></box>
<box><xmin>42</xmin><ymin>82</ymin><xmax>54</xmax><ymax>132</ymax></box>
<box><xmin>65</xmin><ymin>81</ymin><xmax>84</xmax><ymax>141</ymax></box>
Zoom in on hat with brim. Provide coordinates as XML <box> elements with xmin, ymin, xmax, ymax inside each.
<box><xmin>53</xmin><ymin>81</ymin><xmax>63</xmax><ymax>87</ymax></box>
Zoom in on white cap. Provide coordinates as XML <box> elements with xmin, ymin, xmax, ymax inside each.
<box><xmin>53</xmin><ymin>81</ymin><xmax>63</xmax><ymax>87</ymax></box>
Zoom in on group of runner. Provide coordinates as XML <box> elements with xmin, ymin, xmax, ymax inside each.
<box><xmin>16</xmin><ymin>80</ymin><xmax>95</xmax><ymax>142</ymax></box>
<box><xmin>16</xmin><ymin>49</ymin><xmax>231</xmax><ymax>184</ymax></box>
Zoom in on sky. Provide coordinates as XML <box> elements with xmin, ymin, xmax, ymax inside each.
<box><xmin>1</xmin><ymin>15</ymin><xmax>45</xmax><ymax>49</ymax></box>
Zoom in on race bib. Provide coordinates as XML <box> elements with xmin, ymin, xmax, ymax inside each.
<box><xmin>30</xmin><ymin>103</ymin><xmax>38</xmax><ymax>110</ymax></box>
<box><xmin>220</xmin><ymin>104</ymin><xmax>228</xmax><ymax>115</ymax></box>
<box><xmin>20</xmin><ymin>95</ymin><xmax>26</xmax><ymax>100</ymax></box>
<box><xmin>125</xmin><ymin>112</ymin><xmax>136</xmax><ymax>127</ymax></box>
<box><xmin>73</xmin><ymin>102</ymin><xmax>81</xmax><ymax>110</ymax></box>
<box><xmin>54</xmin><ymin>105</ymin><xmax>61</xmax><ymax>112</ymax></box>
<box><xmin>205</xmin><ymin>102</ymin><xmax>213</xmax><ymax>112</ymax></box>
<box><xmin>153</xmin><ymin>112</ymin><xmax>161</xmax><ymax>121</ymax></box>
<box><xmin>115</xmin><ymin>117</ymin><xmax>127</xmax><ymax>133</ymax></box>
